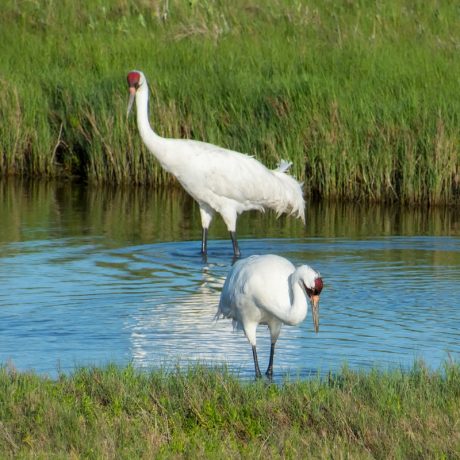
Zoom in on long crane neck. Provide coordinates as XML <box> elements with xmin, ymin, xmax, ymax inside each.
<box><xmin>135</xmin><ymin>83</ymin><xmax>159</xmax><ymax>141</ymax></box>
<box><xmin>268</xmin><ymin>270</ymin><xmax>309</xmax><ymax>326</ymax></box>
<box><xmin>280</xmin><ymin>270</ymin><xmax>309</xmax><ymax>326</ymax></box>
<box><xmin>134</xmin><ymin>83</ymin><xmax>172</xmax><ymax>168</ymax></box>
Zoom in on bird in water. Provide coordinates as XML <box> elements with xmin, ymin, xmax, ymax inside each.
<box><xmin>216</xmin><ymin>254</ymin><xmax>323</xmax><ymax>380</ymax></box>
<box><xmin>127</xmin><ymin>70</ymin><xmax>305</xmax><ymax>257</ymax></box>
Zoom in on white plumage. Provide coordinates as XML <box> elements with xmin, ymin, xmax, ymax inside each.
<box><xmin>127</xmin><ymin>70</ymin><xmax>305</xmax><ymax>257</ymax></box>
<box><xmin>217</xmin><ymin>254</ymin><xmax>323</xmax><ymax>379</ymax></box>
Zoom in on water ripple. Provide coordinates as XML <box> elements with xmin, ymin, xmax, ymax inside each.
<box><xmin>1</xmin><ymin>236</ymin><xmax>459</xmax><ymax>378</ymax></box>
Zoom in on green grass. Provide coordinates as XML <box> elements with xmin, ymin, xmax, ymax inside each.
<box><xmin>0</xmin><ymin>361</ymin><xmax>459</xmax><ymax>458</ymax></box>
<box><xmin>0</xmin><ymin>0</ymin><xmax>459</xmax><ymax>203</ymax></box>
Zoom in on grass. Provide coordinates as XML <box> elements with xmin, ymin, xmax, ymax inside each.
<box><xmin>0</xmin><ymin>361</ymin><xmax>459</xmax><ymax>458</ymax></box>
<box><xmin>0</xmin><ymin>0</ymin><xmax>459</xmax><ymax>203</ymax></box>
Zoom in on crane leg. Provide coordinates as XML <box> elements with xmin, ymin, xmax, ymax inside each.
<box><xmin>230</xmin><ymin>231</ymin><xmax>241</xmax><ymax>258</ymax></box>
<box><xmin>265</xmin><ymin>342</ymin><xmax>276</xmax><ymax>380</ymax></box>
<box><xmin>252</xmin><ymin>345</ymin><xmax>262</xmax><ymax>379</ymax></box>
<box><xmin>201</xmin><ymin>228</ymin><xmax>208</xmax><ymax>254</ymax></box>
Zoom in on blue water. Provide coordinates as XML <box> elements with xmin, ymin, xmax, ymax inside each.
<box><xmin>1</xmin><ymin>204</ymin><xmax>459</xmax><ymax>381</ymax></box>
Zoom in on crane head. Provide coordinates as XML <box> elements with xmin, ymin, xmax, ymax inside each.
<box><xmin>126</xmin><ymin>70</ymin><xmax>143</xmax><ymax>117</ymax></box>
<box><xmin>305</xmin><ymin>276</ymin><xmax>323</xmax><ymax>334</ymax></box>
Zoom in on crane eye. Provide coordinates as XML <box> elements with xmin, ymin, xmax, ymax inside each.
<box><xmin>305</xmin><ymin>278</ymin><xmax>323</xmax><ymax>297</ymax></box>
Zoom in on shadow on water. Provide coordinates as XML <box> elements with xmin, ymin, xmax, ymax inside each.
<box><xmin>0</xmin><ymin>179</ymin><xmax>460</xmax><ymax>380</ymax></box>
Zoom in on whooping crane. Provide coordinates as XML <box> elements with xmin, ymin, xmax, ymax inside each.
<box><xmin>127</xmin><ymin>71</ymin><xmax>305</xmax><ymax>257</ymax></box>
<box><xmin>216</xmin><ymin>254</ymin><xmax>323</xmax><ymax>379</ymax></box>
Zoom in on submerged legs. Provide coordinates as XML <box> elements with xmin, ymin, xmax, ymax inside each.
<box><xmin>230</xmin><ymin>231</ymin><xmax>241</xmax><ymax>258</ymax></box>
<box><xmin>199</xmin><ymin>206</ymin><xmax>213</xmax><ymax>255</ymax></box>
<box><xmin>265</xmin><ymin>342</ymin><xmax>276</xmax><ymax>380</ymax></box>
<box><xmin>252</xmin><ymin>345</ymin><xmax>262</xmax><ymax>379</ymax></box>
<box><xmin>252</xmin><ymin>343</ymin><xmax>276</xmax><ymax>381</ymax></box>
<box><xmin>201</xmin><ymin>228</ymin><xmax>241</xmax><ymax>258</ymax></box>
<box><xmin>201</xmin><ymin>206</ymin><xmax>240</xmax><ymax>257</ymax></box>
<box><xmin>201</xmin><ymin>228</ymin><xmax>208</xmax><ymax>255</ymax></box>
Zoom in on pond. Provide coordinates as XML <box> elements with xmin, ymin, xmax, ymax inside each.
<box><xmin>0</xmin><ymin>180</ymin><xmax>459</xmax><ymax>380</ymax></box>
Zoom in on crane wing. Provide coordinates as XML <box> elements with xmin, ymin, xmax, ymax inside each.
<box><xmin>176</xmin><ymin>139</ymin><xmax>304</xmax><ymax>217</ymax></box>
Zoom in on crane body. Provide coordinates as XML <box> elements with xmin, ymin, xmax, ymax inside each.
<box><xmin>217</xmin><ymin>254</ymin><xmax>323</xmax><ymax>379</ymax></box>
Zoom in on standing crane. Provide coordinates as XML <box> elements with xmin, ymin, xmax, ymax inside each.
<box><xmin>216</xmin><ymin>254</ymin><xmax>323</xmax><ymax>379</ymax></box>
<box><xmin>127</xmin><ymin>70</ymin><xmax>305</xmax><ymax>257</ymax></box>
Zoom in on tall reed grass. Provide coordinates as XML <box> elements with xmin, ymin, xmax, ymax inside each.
<box><xmin>0</xmin><ymin>0</ymin><xmax>459</xmax><ymax>203</ymax></box>
<box><xmin>0</xmin><ymin>361</ymin><xmax>459</xmax><ymax>458</ymax></box>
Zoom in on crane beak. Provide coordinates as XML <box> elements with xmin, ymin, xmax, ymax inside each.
<box><xmin>127</xmin><ymin>87</ymin><xmax>136</xmax><ymax>117</ymax></box>
<box><xmin>311</xmin><ymin>295</ymin><xmax>320</xmax><ymax>333</ymax></box>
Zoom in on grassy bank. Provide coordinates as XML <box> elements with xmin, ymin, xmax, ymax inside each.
<box><xmin>0</xmin><ymin>0</ymin><xmax>459</xmax><ymax>203</ymax></box>
<box><xmin>0</xmin><ymin>362</ymin><xmax>459</xmax><ymax>458</ymax></box>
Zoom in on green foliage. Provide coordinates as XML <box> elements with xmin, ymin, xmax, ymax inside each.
<box><xmin>0</xmin><ymin>362</ymin><xmax>459</xmax><ymax>458</ymax></box>
<box><xmin>0</xmin><ymin>0</ymin><xmax>459</xmax><ymax>203</ymax></box>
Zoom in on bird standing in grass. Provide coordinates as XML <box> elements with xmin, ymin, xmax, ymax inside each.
<box><xmin>127</xmin><ymin>70</ymin><xmax>305</xmax><ymax>257</ymax></box>
<box><xmin>216</xmin><ymin>254</ymin><xmax>323</xmax><ymax>379</ymax></box>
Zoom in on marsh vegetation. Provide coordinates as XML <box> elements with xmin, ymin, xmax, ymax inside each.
<box><xmin>1</xmin><ymin>362</ymin><xmax>459</xmax><ymax>458</ymax></box>
<box><xmin>0</xmin><ymin>0</ymin><xmax>459</xmax><ymax>203</ymax></box>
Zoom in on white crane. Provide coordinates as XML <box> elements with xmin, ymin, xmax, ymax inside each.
<box><xmin>127</xmin><ymin>70</ymin><xmax>305</xmax><ymax>257</ymax></box>
<box><xmin>216</xmin><ymin>254</ymin><xmax>323</xmax><ymax>379</ymax></box>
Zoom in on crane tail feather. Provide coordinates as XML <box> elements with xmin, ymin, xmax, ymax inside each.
<box><xmin>274</xmin><ymin>159</ymin><xmax>292</xmax><ymax>173</ymax></box>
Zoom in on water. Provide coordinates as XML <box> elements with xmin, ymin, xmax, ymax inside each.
<box><xmin>1</xmin><ymin>181</ymin><xmax>459</xmax><ymax>379</ymax></box>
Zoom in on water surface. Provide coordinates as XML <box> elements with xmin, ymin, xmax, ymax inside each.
<box><xmin>1</xmin><ymin>181</ymin><xmax>459</xmax><ymax>379</ymax></box>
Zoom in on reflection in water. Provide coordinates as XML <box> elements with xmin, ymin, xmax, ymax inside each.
<box><xmin>1</xmin><ymin>179</ymin><xmax>459</xmax><ymax>245</ymax></box>
<box><xmin>129</xmin><ymin>263</ymin><xmax>227</xmax><ymax>369</ymax></box>
<box><xmin>0</xmin><ymin>180</ymin><xmax>460</xmax><ymax>379</ymax></box>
